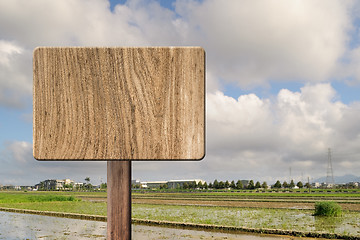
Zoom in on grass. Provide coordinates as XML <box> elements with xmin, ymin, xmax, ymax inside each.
<box><xmin>0</xmin><ymin>201</ymin><xmax>107</xmax><ymax>216</ymax></box>
<box><xmin>314</xmin><ymin>201</ymin><xmax>342</xmax><ymax>217</ymax></box>
<box><xmin>0</xmin><ymin>192</ymin><xmax>78</xmax><ymax>203</ymax></box>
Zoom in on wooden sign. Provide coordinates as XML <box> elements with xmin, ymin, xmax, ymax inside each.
<box><xmin>33</xmin><ymin>47</ymin><xmax>205</xmax><ymax>160</ymax></box>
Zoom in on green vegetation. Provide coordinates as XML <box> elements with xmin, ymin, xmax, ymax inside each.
<box><xmin>0</xmin><ymin>192</ymin><xmax>78</xmax><ymax>203</ymax></box>
<box><xmin>314</xmin><ymin>201</ymin><xmax>342</xmax><ymax>217</ymax></box>
<box><xmin>274</xmin><ymin>180</ymin><xmax>282</xmax><ymax>188</ymax></box>
<box><xmin>1</xmin><ymin>201</ymin><xmax>106</xmax><ymax>216</ymax></box>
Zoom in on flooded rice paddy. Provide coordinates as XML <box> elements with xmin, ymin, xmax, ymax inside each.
<box><xmin>133</xmin><ymin>204</ymin><xmax>360</xmax><ymax>237</ymax></box>
<box><xmin>0</xmin><ymin>211</ymin><xmax>331</xmax><ymax>240</ymax></box>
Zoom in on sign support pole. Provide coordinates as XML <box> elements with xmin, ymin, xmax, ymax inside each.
<box><xmin>107</xmin><ymin>161</ymin><xmax>131</xmax><ymax>239</ymax></box>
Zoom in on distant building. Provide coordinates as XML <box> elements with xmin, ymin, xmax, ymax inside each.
<box><xmin>138</xmin><ymin>179</ymin><xmax>206</xmax><ymax>189</ymax></box>
<box><xmin>131</xmin><ymin>179</ymin><xmax>141</xmax><ymax>186</ymax></box>
<box><xmin>144</xmin><ymin>181</ymin><xmax>167</xmax><ymax>189</ymax></box>
<box><xmin>74</xmin><ymin>182</ymin><xmax>84</xmax><ymax>189</ymax></box>
<box><xmin>131</xmin><ymin>179</ymin><xmax>142</xmax><ymax>189</ymax></box>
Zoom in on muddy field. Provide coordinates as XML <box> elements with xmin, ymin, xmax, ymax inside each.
<box><xmin>80</xmin><ymin>191</ymin><xmax>360</xmax><ymax>212</ymax></box>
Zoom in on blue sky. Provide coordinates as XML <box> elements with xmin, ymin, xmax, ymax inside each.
<box><xmin>1</xmin><ymin>0</ymin><xmax>360</xmax><ymax>186</ymax></box>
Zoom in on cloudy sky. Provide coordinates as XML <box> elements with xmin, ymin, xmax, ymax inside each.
<box><xmin>1</xmin><ymin>0</ymin><xmax>360</xmax><ymax>186</ymax></box>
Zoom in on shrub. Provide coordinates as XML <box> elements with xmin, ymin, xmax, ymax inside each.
<box><xmin>314</xmin><ymin>201</ymin><xmax>342</xmax><ymax>217</ymax></box>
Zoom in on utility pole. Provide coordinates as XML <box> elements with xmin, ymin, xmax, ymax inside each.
<box><xmin>326</xmin><ymin>148</ymin><xmax>335</xmax><ymax>187</ymax></box>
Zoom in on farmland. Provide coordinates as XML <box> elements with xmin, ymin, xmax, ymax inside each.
<box><xmin>0</xmin><ymin>190</ymin><xmax>359</xmax><ymax>238</ymax></box>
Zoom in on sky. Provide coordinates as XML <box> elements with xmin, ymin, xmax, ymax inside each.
<box><xmin>1</xmin><ymin>0</ymin><xmax>360</xmax><ymax>186</ymax></box>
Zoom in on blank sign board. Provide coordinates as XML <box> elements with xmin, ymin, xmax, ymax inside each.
<box><xmin>33</xmin><ymin>47</ymin><xmax>205</xmax><ymax>160</ymax></box>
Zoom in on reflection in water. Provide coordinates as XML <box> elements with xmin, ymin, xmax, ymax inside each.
<box><xmin>0</xmin><ymin>211</ymin><xmax>106</xmax><ymax>239</ymax></box>
<box><xmin>0</xmin><ymin>211</ymin><xmax>308</xmax><ymax>240</ymax></box>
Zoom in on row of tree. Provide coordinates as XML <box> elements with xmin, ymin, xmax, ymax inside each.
<box><xmin>272</xmin><ymin>180</ymin><xmax>310</xmax><ymax>189</ymax></box>
<box><xmin>148</xmin><ymin>179</ymin><xmax>310</xmax><ymax>190</ymax></box>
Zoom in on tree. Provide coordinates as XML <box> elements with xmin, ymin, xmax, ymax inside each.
<box><xmin>39</xmin><ymin>181</ymin><xmax>45</xmax><ymax>191</ymax></box>
<box><xmin>218</xmin><ymin>181</ymin><xmax>225</xmax><ymax>189</ymax></box>
<box><xmin>255</xmin><ymin>181</ymin><xmax>261</xmax><ymax>189</ymax></box>
<box><xmin>225</xmin><ymin>180</ymin><xmax>230</xmax><ymax>188</ymax></box>
<box><xmin>247</xmin><ymin>180</ymin><xmax>255</xmax><ymax>189</ymax></box>
<box><xmin>64</xmin><ymin>184</ymin><xmax>74</xmax><ymax>190</ymax></box>
<box><xmin>183</xmin><ymin>182</ymin><xmax>189</xmax><ymax>189</ymax></box>
<box><xmin>197</xmin><ymin>181</ymin><xmax>203</xmax><ymax>189</ymax></box>
<box><xmin>85</xmin><ymin>177</ymin><xmax>90</xmax><ymax>184</ymax></box>
<box><xmin>297</xmin><ymin>181</ymin><xmax>303</xmax><ymax>188</ymax></box>
<box><xmin>305</xmin><ymin>182</ymin><xmax>311</xmax><ymax>189</ymax></box>
<box><xmin>189</xmin><ymin>181</ymin><xmax>197</xmax><ymax>189</ymax></box>
<box><xmin>289</xmin><ymin>180</ymin><xmax>295</xmax><ymax>188</ymax></box>
<box><xmin>262</xmin><ymin>181</ymin><xmax>268</xmax><ymax>189</ymax></box>
<box><xmin>230</xmin><ymin>180</ymin><xmax>236</xmax><ymax>189</ymax></box>
<box><xmin>208</xmin><ymin>182</ymin><xmax>213</xmax><ymax>189</ymax></box>
<box><xmin>282</xmin><ymin>181</ymin><xmax>288</xmax><ymax>188</ymax></box>
<box><xmin>86</xmin><ymin>183</ymin><xmax>93</xmax><ymax>190</ymax></box>
<box><xmin>213</xmin><ymin>180</ymin><xmax>219</xmax><ymax>189</ymax></box>
<box><xmin>274</xmin><ymin>180</ymin><xmax>282</xmax><ymax>188</ymax></box>
<box><xmin>84</xmin><ymin>177</ymin><xmax>91</xmax><ymax>190</ymax></box>
<box><xmin>236</xmin><ymin>180</ymin><xmax>243</xmax><ymax>189</ymax></box>
<box><xmin>203</xmin><ymin>182</ymin><xmax>208</xmax><ymax>190</ymax></box>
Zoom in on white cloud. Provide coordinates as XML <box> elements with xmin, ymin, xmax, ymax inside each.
<box><xmin>0</xmin><ymin>40</ymin><xmax>22</xmax><ymax>66</ymax></box>
<box><xmin>0</xmin><ymin>40</ymin><xmax>31</xmax><ymax>108</ymax></box>
<box><xmin>204</xmin><ymin>83</ymin><xmax>360</xmax><ymax>182</ymax></box>
<box><xmin>207</xmin><ymin>91</ymin><xmax>277</xmax><ymax>152</ymax></box>
<box><xmin>175</xmin><ymin>0</ymin><xmax>352</xmax><ymax>87</ymax></box>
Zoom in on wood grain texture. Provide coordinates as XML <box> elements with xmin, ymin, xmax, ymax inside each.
<box><xmin>33</xmin><ymin>47</ymin><xmax>205</xmax><ymax>160</ymax></box>
<box><xmin>107</xmin><ymin>161</ymin><xmax>131</xmax><ymax>239</ymax></box>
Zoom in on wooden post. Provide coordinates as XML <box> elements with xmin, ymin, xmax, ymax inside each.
<box><xmin>107</xmin><ymin>161</ymin><xmax>131</xmax><ymax>240</ymax></box>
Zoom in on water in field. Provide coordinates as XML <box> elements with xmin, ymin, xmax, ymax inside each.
<box><xmin>133</xmin><ymin>204</ymin><xmax>360</xmax><ymax>237</ymax></box>
<box><xmin>0</xmin><ymin>211</ymin><xmax>320</xmax><ymax>240</ymax></box>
